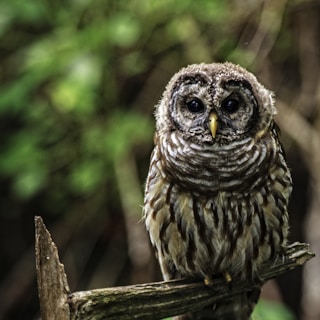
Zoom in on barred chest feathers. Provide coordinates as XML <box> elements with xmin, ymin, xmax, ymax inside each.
<box><xmin>144</xmin><ymin>131</ymin><xmax>291</xmax><ymax>281</ymax></box>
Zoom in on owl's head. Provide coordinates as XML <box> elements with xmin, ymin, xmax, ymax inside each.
<box><xmin>156</xmin><ymin>62</ymin><xmax>276</xmax><ymax>145</ymax></box>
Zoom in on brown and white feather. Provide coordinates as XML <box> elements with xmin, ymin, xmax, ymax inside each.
<box><xmin>143</xmin><ymin>62</ymin><xmax>292</xmax><ymax>319</ymax></box>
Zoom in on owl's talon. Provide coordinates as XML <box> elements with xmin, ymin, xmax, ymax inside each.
<box><xmin>279</xmin><ymin>247</ymin><xmax>288</xmax><ymax>263</ymax></box>
<box><xmin>204</xmin><ymin>276</ymin><xmax>214</xmax><ymax>286</ymax></box>
<box><xmin>224</xmin><ymin>272</ymin><xmax>232</xmax><ymax>283</ymax></box>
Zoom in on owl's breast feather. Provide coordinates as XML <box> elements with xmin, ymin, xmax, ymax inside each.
<box><xmin>144</xmin><ymin>145</ymin><xmax>291</xmax><ymax>280</ymax></box>
<box><xmin>159</xmin><ymin>131</ymin><xmax>277</xmax><ymax>193</ymax></box>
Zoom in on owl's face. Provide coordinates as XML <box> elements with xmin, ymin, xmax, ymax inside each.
<box><xmin>156</xmin><ymin>63</ymin><xmax>276</xmax><ymax>145</ymax></box>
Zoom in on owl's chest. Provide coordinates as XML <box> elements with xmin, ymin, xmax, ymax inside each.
<box><xmin>159</xmin><ymin>134</ymin><xmax>277</xmax><ymax>194</ymax></box>
<box><xmin>145</xmin><ymin>174</ymin><xmax>288</xmax><ymax>279</ymax></box>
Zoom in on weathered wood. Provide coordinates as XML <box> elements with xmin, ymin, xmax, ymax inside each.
<box><xmin>68</xmin><ymin>242</ymin><xmax>314</xmax><ymax>320</ymax></box>
<box><xmin>34</xmin><ymin>216</ymin><xmax>315</xmax><ymax>320</ymax></box>
<box><xmin>35</xmin><ymin>216</ymin><xmax>71</xmax><ymax>320</ymax></box>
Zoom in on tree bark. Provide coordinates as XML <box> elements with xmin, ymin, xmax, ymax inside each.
<box><xmin>35</xmin><ymin>216</ymin><xmax>71</xmax><ymax>320</ymax></box>
<box><xmin>35</xmin><ymin>216</ymin><xmax>315</xmax><ymax>320</ymax></box>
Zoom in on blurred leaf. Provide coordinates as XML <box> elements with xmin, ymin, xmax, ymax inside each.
<box><xmin>69</xmin><ymin>159</ymin><xmax>105</xmax><ymax>194</ymax></box>
<box><xmin>12</xmin><ymin>166</ymin><xmax>47</xmax><ymax>199</ymax></box>
<box><xmin>120</xmin><ymin>51</ymin><xmax>148</xmax><ymax>76</ymax></box>
<box><xmin>0</xmin><ymin>0</ymin><xmax>47</xmax><ymax>24</ymax></box>
<box><xmin>0</xmin><ymin>131</ymin><xmax>47</xmax><ymax>198</ymax></box>
<box><xmin>0</xmin><ymin>73</ymin><xmax>42</xmax><ymax>114</ymax></box>
<box><xmin>104</xmin><ymin>111</ymin><xmax>153</xmax><ymax>160</ymax></box>
<box><xmin>0</xmin><ymin>132</ymin><xmax>43</xmax><ymax>174</ymax></box>
<box><xmin>167</xmin><ymin>15</ymin><xmax>198</xmax><ymax>43</ymax></box>
<box><xmin>191</xmin><ymin>0</ymin><xmax>227</xmax><ymax>23</ymax></box>
<box><xmin>108</xmin><ymin>13</ymin><xmax>140</xmax><ymax>47</ymax></box>
<box><xmin>49</xmin><ymin>55</ymin><xmax>101</xmax><ymax>115</ymax></box>
<box><xmin>252</xmin><ymin>299</ymin><xmax>295</xmax><ymax>320</ymax></box>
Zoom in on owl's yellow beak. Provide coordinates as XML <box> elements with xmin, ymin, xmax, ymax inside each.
<box><xmin>209</xmin><ymin>112</ymin><xmax>218</xmax><ymax>138</ymax></box>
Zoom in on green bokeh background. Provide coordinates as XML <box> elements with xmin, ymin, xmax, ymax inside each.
<box><xmin>1</xmin><ymin>1</ymin><xmax>319</xmax><ymax>319</ymax></box>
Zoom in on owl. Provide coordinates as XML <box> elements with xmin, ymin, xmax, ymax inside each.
<box><xmin>143</xmin><ymin>62</ymin><xmax>292</xmax><ymax>319</ymax></box>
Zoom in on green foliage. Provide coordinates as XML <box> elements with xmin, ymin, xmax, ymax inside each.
<box><xmin>252</xmin><ymin>299</ymin><xmax>295</xmax><ymax>320</ymax></box>
<box><xmin>0</xmin><ymin>1</ymin><xmax>155</xmax><ymax>202</ymax></box>
<box><xmin>161</xmin><ymin>299</ymin><xmax>295</xmax><ymax>320</ymax></box>
<box><xmin>0</xmin><ymin>131</ymin><xmax>47</xmax><ymax>198</ymax></box>
<box><xmin>0</xmin><ymin>0</ymin><xmax>297</xmax><ymax>209</ymax></box>
<box><xmin>0</xmin><ymin>0</ymin><xmax>238</xmax><ymax>205</ymax></box>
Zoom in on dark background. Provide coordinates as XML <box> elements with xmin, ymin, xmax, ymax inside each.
<box><xmin>0</xmin><ymin>1</ymin><xmax>319</xmax><ymax>319</ymax></box>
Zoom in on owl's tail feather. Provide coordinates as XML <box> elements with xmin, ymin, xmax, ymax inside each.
<box><xmin>175</xmin><ymin>288</ymin><xmax>260</xmax><ymax>320</ymax></box>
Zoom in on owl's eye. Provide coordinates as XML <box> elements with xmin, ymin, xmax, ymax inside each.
<box><xmin>221</xmin><ymin>98</ymin><xmax>240</xmax><ymax>113</ymax></box>
<box><xmin>186</xmin><ymin>98</ymin><xmax>205</xmax><ymax>113</ymax></box>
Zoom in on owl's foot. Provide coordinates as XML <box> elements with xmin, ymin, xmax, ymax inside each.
<box><xmin>279</xmin><ymin>246</ymin><xmax>288</xmax><ymax>263</ymax></box>
<box><xmin>204</xmin><ymin>272</ymin><xmax>233</xmax><ymax>287</ymax></box>
<box><xmin>204</xmin><ymin>275</ymin><xmax>214</xmax><ymax>286</ymax></box>
<box><xmin>223</xmin><ymin>272</ymin><xmax>232</xmax><ymax>283</ymax></box>
<box><xmin>223</xmin><ymin>272</ymin><xmax>233</xmax><ymax>292</ymax></box>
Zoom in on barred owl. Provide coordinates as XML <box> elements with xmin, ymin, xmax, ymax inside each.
<box><xmin>143</xmin><ymin>62</ymin><xmax>292</xmax><ymax>319</ymax></box>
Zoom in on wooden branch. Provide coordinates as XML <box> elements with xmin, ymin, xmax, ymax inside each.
<box><xmin>35</xmin><ymin>216</ymin><xmax>315</xmax><ymax>320</ymax></box>
<box><xmin>35</xmin><ymin>216</ymin><xmax>71</xmax><ymax>320</ymax></box>
<box><xmin>68</xmin><ymin>242</ymin><xmax>314</xmax><ymax>320</ymax></box>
